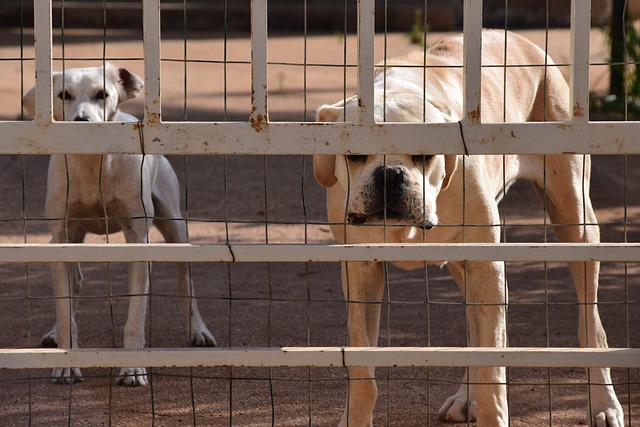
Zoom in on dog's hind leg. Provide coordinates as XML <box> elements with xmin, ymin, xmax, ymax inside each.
<box><xmin>534</xmin><ymin>154</ymin><xmax>624</xmax><ymax>426</ymax></box>
<box><xmin>155</xmin><ymin>215</ymin><xmax>217</xmax><ymax>347</ymax></box>
<box><xmin>152</xmin><ymin>158</ymin><xmax>216</xmax><ymax>347</ymax></box>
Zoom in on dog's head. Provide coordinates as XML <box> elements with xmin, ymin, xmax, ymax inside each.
<box><xmin>23</xmin><ymin>63</ymin><xmax>143</xmax><ymax>121</ymax></box>
<box><xmin>314</xmin><ymin>93</ymin><xmax>457</xmax><ymax>229</ymax></box>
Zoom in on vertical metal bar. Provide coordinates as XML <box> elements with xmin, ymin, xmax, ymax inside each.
<box><xmin>250</xmin><ymin>0</ymin><xmax>268</xmax><ymax>125</ymax></box>
<box><xmin>33</xmin><ymin>0</ymin><xmax>52</xmax><ymax>124</ymax></box>
<box><xmin>463</xmin><ymin>0</ymin><xmax>483</xmax><ymax>124</ymax></box>
<box><xmin>570</xmin><ymin>0</ymin><xmax>591</xmax><ymax>123</ymax></box>
<box><xmin>357</xmin><ymin>0</ymin><xmax>375</xmax><ymax>125</ymax></box>
<box><xmin>143</xmin><ymin>0</ymin><xmax>162</xmax><ymax>123</ymax></box>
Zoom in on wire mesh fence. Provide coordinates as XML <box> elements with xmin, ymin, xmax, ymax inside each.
<box><xmin>0</xmin><ymin>0</ymin><xmax>638</xmax><ymax>425</ymax></box>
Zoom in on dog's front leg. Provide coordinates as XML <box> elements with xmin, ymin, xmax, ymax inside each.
<box><xmin>42</xmin><ymin>261</ymin><xmax>83</xmax><ymax>348</ymax></box>
<box><xmin>438</xmin><ymin>261</ymin><xmax>509</xmax><ymax>426</ymax></box>
<box><xmin>50</xmin><ymin>261</ymin><xmax>83</xmax><ymax>383</ymax></box>
<box><xmin>116</xmin><ymin>219</ymin><xmax>153</xmax><ymax>386</ymax></box>
<box><xmin>115</xmin><ymin>260</ymin><xmax>150</xmax><ymax>386</ymax></box>
<box><xmin>339</xmin><ymin>261</ymin><xmax>384</xmax><ymax>427</ymax></box>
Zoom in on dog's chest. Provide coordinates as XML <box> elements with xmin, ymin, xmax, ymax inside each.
<box><xmin>64</xmin><ymin>158</ymin><xmax>140</xmax><ymax>213</ymax></box>
<box><xmin>66</xmin><ymin>172</ymin><xmax>118</xmax><ymax>205</ymax></box>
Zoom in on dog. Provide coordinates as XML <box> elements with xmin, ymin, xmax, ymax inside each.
<box><xmin>23</xmin><ymin>63</ymin><xmax>216</xmax><ymax>386</ymax></box>
<box><xmin>314</xmin><ymin>30</ymin><xmax>624</xmax><ymax>426</ymax></box>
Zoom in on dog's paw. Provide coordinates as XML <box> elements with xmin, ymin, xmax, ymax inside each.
<box><xmin>437</xmin><ymin>390</ymin><xmax>476</xmax><ymax>423</ymax></box>
<box><xmin>41</xmin><ymin>329</ymin><xmax>58</xmax><ymax>348</ymax></box>
<box><xmin>337</xmin><ymin>412</ymin><xmax>373</xmax><ymax>427</ymax></box>
<box><xmin>52</xmin><ymin>367</ymin><xmax>83</xmax><ymax>384</ymax></box>
<box><xmin>337</xmin><ymin>419</ymin><xmax>373</xmax><ymax>427</ymax></box>
<box><xmin>592</xmin><ymin>389</ymin><xmax>624</xmax><ymax>427</ymax></box>
<box><xmin>116</xmin><ymin>367</ymin><xmax>148</xmax><ymax>386</ymax></box>
<box><xmin>593</xmin><ymin>408</ymin><xmax>625</xmax><ymax>427</ymax></box>
<box><xmin>41</xmin><ymin>335</ymin><xmax>58</xmax><ymax>348</ymax></box>
<box><xmin>191</xmin><ymin>328</ymin><xmax>217</xmax><ymax>347</ymax></box>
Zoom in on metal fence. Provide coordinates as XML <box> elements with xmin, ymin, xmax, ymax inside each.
<box><xmin>0</xmin><ymin>0</ymin><xmax>639</xmax><ymax>425</ymax></box>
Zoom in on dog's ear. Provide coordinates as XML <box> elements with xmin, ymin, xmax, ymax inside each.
<box><xmin>110</xmin><ymin>64</ymin><xmax>144</xmax><ymax>101</ymax></box>
<box><xmin>22</xmin><ymin>85</ymin><xmax>36</xmax><ymax>119</ymax></box>
<box><xmin>313</xmin><ymin>155</ymin><xmax>337</xmax><ymax>188</ymax></box>
<box><xmin>313</xmin><ymin>102</ymin><xmax>345</xmax><ymax>188</ymax></box>
<box><xmin>316</xmin><ymin>104</ymin><xmax>343</xmax><ymax>123</ymax></box>
<box><xmin>427</xmin><ymin>98</ymin><xmax>454</xmax><ymax>122</ymax></box>
<box><xmin>22</xmin><ymin>72</ymin><xmax>61</xmax><ymax>119</ymax></box>
<box><xmin>441</xmin><ymin>154</ymin><xmax>458</xmax><ymax>191</ymax></box>
<box><xmin>118</xmin><ymin>67</ymin><xmax>144</xmax><ymax>100</ymax></box>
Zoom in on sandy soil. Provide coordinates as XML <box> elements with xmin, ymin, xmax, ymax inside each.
<box><xmin>0</xmin><ymin>27</ymin><xmax>638</xmax><ymax>426</ymax></box>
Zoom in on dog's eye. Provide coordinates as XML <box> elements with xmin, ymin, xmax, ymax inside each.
<box><xmin>95</xmin><ymin>90</ymin><xmax>109</xmax><ymax>100</ymax></box>
<box><xmin>411</xmin><ymin>155</ymin><xmax>435</xmax><ymax>164</ymax></box>
<box><xmin>347</xmin><ymin>155</ymin><xmax>367</xmax><ymax>163</ymax></box>
<box><xmin>58</xmin><ymin>90</ymin><xmax>73</xmax><ymax>101</ymax></box>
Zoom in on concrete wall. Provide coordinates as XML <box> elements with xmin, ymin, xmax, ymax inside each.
<box><xmin>0</xmin><ymin>0</ymin><xmax>615</xmax><ymax>32</ymax></box>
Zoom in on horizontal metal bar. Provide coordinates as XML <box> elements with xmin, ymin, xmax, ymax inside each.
<box><xmin>1</xmin><ymin>347</ymin><xmax>637</xmax><ymax>369</ymax></box>
<box><xmin>0</xmin><ymin>243</ymin><xmax>639</xmax><ymax>263</ymax></box>
<box><xmin>50</xmin><ymin>1</ymin><xmax>211</xmax><ymax>11</ymax></box>
<box><xmin>3</xmin><ymin>120</ymin><xmax>640</xmax><ymax>155</ymax></box>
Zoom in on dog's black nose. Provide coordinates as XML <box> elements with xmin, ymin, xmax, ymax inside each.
<box><xmin>74</xmin><ymin>116</ymin><xmax>90</xmax><ymax>121</ymax></box>
<box><xmin>374</xmin><ymin>166</ymin><xmax>405</xmax><ymax>194</ymax></box>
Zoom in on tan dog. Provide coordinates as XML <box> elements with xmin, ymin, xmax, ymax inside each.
<box><xmin>314</xmin><ymin>30</ymin><xmax>623</xmax><ymax>426</ymax></box>
<box><xmin>23</xmin><ymin>64</ymin><xmax>216</xmax><ymax>386</ymax></box>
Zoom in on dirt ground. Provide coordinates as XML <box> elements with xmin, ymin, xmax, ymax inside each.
<box><xmin>0</xmin><ymin>27</ymin><xmax>638</xmax><ymax>426</ymax></box>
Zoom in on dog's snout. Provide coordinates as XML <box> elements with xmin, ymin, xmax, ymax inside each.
<box><xmin>74</xmin><ymin>116</ymin><xmax>91</xmax><ymax>122</ymax></box>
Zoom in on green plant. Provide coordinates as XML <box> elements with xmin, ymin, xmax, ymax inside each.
<box><xmin>591</xmin><ymin>5</ymin><xmax>640</xmax><ymax>119</ymax></box>
<box><xmin>407</xmin><ymin>9</ymin><xmax>428</xmax><ymax>46</ymax></box>
<box><xmin>623</xmin><ymin>16</ymin><xmax>640</xmax><ymax>95</ymax></box>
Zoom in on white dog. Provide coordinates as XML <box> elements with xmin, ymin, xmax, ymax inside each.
<box><xmin>23</xmin><ymin>63</ymin><xmax>216</xmax><ymax>386</ymax></box>
<box><xmin>314</xmin><ymin>30</ymin><xmax>623</xmax><ymax>426</ymax></box>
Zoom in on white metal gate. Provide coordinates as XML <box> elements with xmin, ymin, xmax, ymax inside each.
<box><xmin>0</xmin><ymin>0</ymin><xmax>638</xmax><ymax>424</ymax></box>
